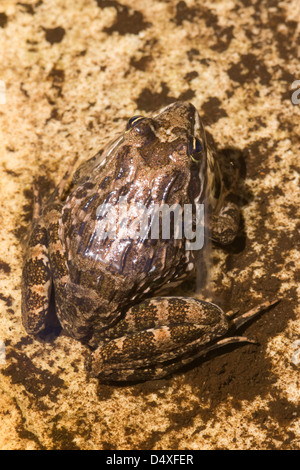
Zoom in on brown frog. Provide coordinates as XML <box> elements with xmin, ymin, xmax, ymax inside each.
<box><xmin>21</xmin><ymin>101</ymin><xmax>276</xmax><ymax>382</ymax></box>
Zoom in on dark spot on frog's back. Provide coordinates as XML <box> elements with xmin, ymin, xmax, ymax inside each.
<box><xmin>83</xmin><ymin>181</ymin><xmax>96</xmax><ymax>190</ymax></box>
<box><xmin>154</xmin><ymin>170</ymin><xmax>186</xmax><ymax>204</ymax></box>
<box><xmin>113</xmin><ymin>146</ymin><xmax>135</xmax><ymax>180</ymax></box>
<box><xmin>43</xmin><ymin>26</ymin><xmax>66</xmax><ymax>44</ymax></box>
<box><xmin>80</xmin><ymin>193</ymin><xmax>101</xmax><ymax>215</ymax></box>
<box><xmin>99</xmin><ymin>176</ymin><xmax>111</xmax><ymax>190</ymax></box>
<box><xmin>74</xmin><ymin>187</ymin><xmax>88</xmax><ymax>199</ymax></box>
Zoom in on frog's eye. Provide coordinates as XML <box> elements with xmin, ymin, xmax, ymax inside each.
<box><xmin>188</xmin><ymin>137</ymin><xmax>203</xmax><ymax>163</ymax></box>
<box><xmin>126</xmin><ymin>115</ymin><xmax>144</xmax><ymax>130</ymax></box>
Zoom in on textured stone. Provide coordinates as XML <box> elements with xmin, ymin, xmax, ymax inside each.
<box><xmin>0</xmin><ymin>0</ymin><xmax>299</xmax><ymax>450</ymax></box>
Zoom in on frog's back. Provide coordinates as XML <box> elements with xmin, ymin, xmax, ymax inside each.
<box><xmin>59</xmin><ymin>167</ymin><xmax>192</xmax><ymax>304</ymax></box>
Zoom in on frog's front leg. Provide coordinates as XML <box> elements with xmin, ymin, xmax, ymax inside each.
<box><xmin>22</xmin><ymin>160</ymin><xmax>76</xmax><ymax>334</ymax></box>
<box><xmin>21</xmin><ymin>182</ymin><xmax>53</xmax><ymax>334</ymax></box>
<box><xmin>85</xmin><ymin>297</ymin><xmax>244</xmax><ymax>382</ymax></box>
<box><xmin>21</xmin><ymin>219</ymin><xmax>52</xmax><ymax>334</ymax></box>
<box><xmin>210</xmin><ymin>200</ymin><xmax>240</xmax><ymax>245</ymax></box>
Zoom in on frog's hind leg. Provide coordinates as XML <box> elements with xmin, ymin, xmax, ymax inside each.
<box><xmin>85</xmin><ymin>298</ymin><xmax>279</xmax><ymax>382</ymax></box>
<box><xmin>86</xmin><ymin>331</ymin><xmax>256</xmax><ymax>383</ymax></box>
<box><xmin>85</xmin><ymin>297</ymin><xmax>229</xmax><ymax>381</ymax></box>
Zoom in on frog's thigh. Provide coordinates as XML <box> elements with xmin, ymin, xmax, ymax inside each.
<box><xmin>210</xmin><ymin>201</ymin><xmax>240</xmax><ymax>245</ymax></box>
<box><xmin>21</xmin><ymin>223</ymin><xmax>52</xmax><ymax>334</ymax></box>
<box><xmin>86</xmin><ymin>297</ymin><xmax>228</xmax><ymax>381</ymax></box>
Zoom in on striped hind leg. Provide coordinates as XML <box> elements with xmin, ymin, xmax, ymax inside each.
<box><xmin>85</xmin><ymin>297</ymin><xmax>279</xmax><ymax>382</ymax></box>
<box><xmin>85</xmin><ymin>297</ymin><xmax>229</xmax><ymax>381</ymax></box>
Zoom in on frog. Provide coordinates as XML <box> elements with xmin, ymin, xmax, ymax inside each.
<box><xmin>21</xmin><ymin>101</ymin><xmax>277</xmax><ymax>382</ymax></box>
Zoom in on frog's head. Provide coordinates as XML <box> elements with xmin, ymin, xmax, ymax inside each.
<box><xmin>125</xmin><ymin>101</ymin><xmax>205</xmax><ymax>166</ymax></box>
<box><xmin>118</xmin><ymin>101</ymin><xmax>220</xmax><ymax>207</ymax></box>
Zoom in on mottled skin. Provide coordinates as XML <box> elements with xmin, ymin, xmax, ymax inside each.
<box><xmin>22</xmin><ymin>101</ymin><xmax>275</xmax><ymax>382</ymax></box>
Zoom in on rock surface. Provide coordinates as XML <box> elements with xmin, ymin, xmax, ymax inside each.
<box><xmin>0</xmin><ymin>0</ymin><xmax>299</xmax><ymax>450</ymax></box>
